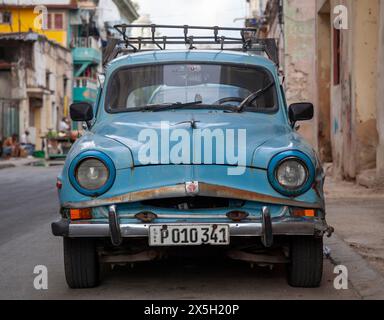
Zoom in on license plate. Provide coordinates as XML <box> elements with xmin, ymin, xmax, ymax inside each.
<box><xmin>149</xmin><ymin>224</ymin><xmax>230</xmax><ymax>246</ymax></box>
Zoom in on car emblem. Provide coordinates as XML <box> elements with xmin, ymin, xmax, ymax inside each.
<box><xmin>185</xmin><ymin>181</ymin><xmax>199</xmax><ymax>195</ymax></box>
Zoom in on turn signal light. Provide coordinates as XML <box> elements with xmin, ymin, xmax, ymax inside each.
<box><xmin>70</xmin><ymin>208</ymin><xmax>92</xmax><ymax>220</ymax></box>
<box><xmin>292</xmin><ymin>208</ymin><xmax>316</xmax><ymax>217</ymax></box>
<box><xmin>226</xmin><ymin>210</ymin><xmax>249</xmax><ymax>222</ymax></box>
<box><xmin>135</xmin><ymin>211</ymin><xmax>157</xmax><ymax>223</ymax></box>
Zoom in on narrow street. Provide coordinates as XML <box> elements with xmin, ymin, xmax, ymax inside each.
<box><xmin>2</xmin><ymin>165</ymin><xmax>383</xmax><ymax>300</ymax></box>
<box><xmin>0</xmin><ymin>0</ymin><xmax>383</xmax><ymax>307</ymax></box>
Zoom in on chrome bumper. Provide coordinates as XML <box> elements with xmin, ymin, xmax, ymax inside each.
<box><xmin>52</xmin><ymin>216</ymin><xmax>330</xmax><ymax>239</ymax></box>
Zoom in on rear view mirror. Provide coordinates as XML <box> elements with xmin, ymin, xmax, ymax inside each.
<box><xmin>70</xmin><ymin>102</ymin><xmax>94</xmax><ymax>122</ymax></box>
<box><xmin>289</xmin><ymin>103</ymin><xmax>314</xmax><ymax>123</ymax></box>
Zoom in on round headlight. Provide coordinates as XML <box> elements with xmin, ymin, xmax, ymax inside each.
<box><xmin>276</xmin><ymin>159</ymin><xmax>308</xmax><ymax>190</ymax></box>
<box><xmin>268</xmin><ymin>151</ymin><xmax>315</xmax><ymax>197</ymax></box>
<box><xmin>76</xmin><ymin>158</ymin><xmax>109</xmax><ymax>190</ymax></box>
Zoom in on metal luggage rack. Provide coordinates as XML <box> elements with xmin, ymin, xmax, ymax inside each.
<box><xmin>103</xmin><ymin>24</ymin><xmax>279</xmax><ymax>67</ymax></box>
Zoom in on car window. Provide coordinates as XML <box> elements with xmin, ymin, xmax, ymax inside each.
<box><xmin>106</xmin><ymin>63</ymin><xmax>277</xmax><ymax>112</ymax></box>
<box><xmin>127</xmin><ymin>84</ymin><xmax>251</xmax><ymax>106</ymax></box>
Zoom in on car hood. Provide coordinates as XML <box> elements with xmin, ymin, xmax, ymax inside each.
<box><xmin>92</xmin><ymin>111</ymin><xmax>293</xmax><ymax>168</ymax></box>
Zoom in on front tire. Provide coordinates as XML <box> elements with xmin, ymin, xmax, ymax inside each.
<box><xmin>63</xmin><ymin>238</ymin><xmax>99</xmax><ymax>288</ymax></box>
<box><xmin>287</xmin><ymin>236</ymin><xmax>323</xmax><ymax>288</ymax></box>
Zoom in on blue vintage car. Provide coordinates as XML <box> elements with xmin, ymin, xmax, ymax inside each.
<box><xmin>52</xmin><ymin>25</ymin><xmax>333</xmax><ymax>289</ymax></box>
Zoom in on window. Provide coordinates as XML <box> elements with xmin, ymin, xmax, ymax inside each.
<box><xmin>106</xmin><ymin>64</ymin><xmax>278</xmax><ymax>113</ymax></box>
<box><xmin>0</xmin><ymin>11</ymin><xmax>12</xmax><ymax>24</ymax></box>
<box><xmin>46</xmin><ymin>72</ymin><xmax>51</xmax><ymax>90</ymax></box>
<box><xmin>63</xmin><ymin>77</ymin><xmax>68</xmax><ymax>95</ymax></box>
<box><xmin>47</xmin><ymin>13</ymin><xmax>64</xmax><ymax>30</ymax></box>
<box><xmin>54</xmin><ymin>13</ymin><xmax>63</xmax><ymax>29</ymax></box>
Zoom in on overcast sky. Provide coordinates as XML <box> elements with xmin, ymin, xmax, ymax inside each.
<box><xmin>136</xmin><ymin>0</ymin><xmax>248</xmax><ymax>37</ymax></box>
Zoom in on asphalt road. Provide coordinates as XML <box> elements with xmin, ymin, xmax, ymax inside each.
<box><xmin>0</xmin><ymin>165</ymin><xmax>360</xmax><ymax>299</ymax></box>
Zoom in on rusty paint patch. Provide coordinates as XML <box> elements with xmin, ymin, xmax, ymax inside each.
<box><xmin>63</xmin><ymin>183</ymin><xmax>322</xmax><ymax>210</ymax></box>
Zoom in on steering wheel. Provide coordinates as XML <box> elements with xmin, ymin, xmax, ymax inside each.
<box><xmin>213</xmin><ymin>97</ymin><xmax>244</xmax><ymax>105</ymax></box>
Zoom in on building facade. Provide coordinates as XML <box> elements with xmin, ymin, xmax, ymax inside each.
<box><xmin>316</xmin><ymin>0</ymin><xmax>383</xmax><ymax>186</ymax></box>
<box><xmin>247</xmin><ymin>0</ymin><xmax>384</xmax><ymax>186</ymax></box>
<box><xmin>0</xmin><ymin>0</ymin><xmax>76</xmax><ymax>47</ymax></box>
<box><xmin>0</xmin><ymin>0</ymin><xmax>102</xmax><ymax>106</ymax></box>
<box><xmin>0</xmin><ymin>0</ymin><xmax>139</xmax><ymax>148</ymax></box>
<box><xmin>247</xmin><ymin>0</ymin><xmax>317</xmax><ymax>147</ymax></box>
<box><xmin>0</xmin><ymin>33</ymin><xmax>72</xmax><ymax>150</ymax></box>
<box><xmin>69</xmin><ymin>1</ymin><xmax>102</xmax><ymax>105</ymax></box>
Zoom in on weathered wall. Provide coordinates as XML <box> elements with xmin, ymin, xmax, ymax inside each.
<box><xmin>377</xmin><ymin>0</ymin><xmax>384</xmax><ymax>178</ymax></box>
<box><xmin>0</xmin><ymin>71</ymin><xmax>12</xmax><ymax>98</ymax></box>
<box><xmin>283</xmin><ymin>0</ymin><xmax>317</xmax><ymax>147</ymax></box>
<box><xmin>353</xmin><ymin>0</ymin><xmax>379</xmax><ymax>174</ymax></box>
<box><xmin>316</xmin><ymin>7</ymin><xmax>332</xmax><ymax>162</ymax></box>
<box><xmin>24</xmin><ymin>40</ymin><xmax>73</xmax><ymax>149</ymax></box>
<box><xmin>259</xmin><ymin>0</ymin><xmax>382</xmax><ymax>183</ymax></box>
<box><xmin>328</xmin><ymin>0</ymin><xmax>379</xmax><ymax>179</ymax></box>
<box><xmin>0</xmin><ymin>38</ymin><xmax>74</xmax><ymax>149</ymax></box>
<box><xmin>0</xmin><ymin>8</ymin><xmax>68</xmax><ymax>47</ymax></box>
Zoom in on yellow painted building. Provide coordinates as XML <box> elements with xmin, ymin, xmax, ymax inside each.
<box><xmin>0</xmin><ymin>3</ymin><xmax>75</xmax><ymax>47</ymax></box>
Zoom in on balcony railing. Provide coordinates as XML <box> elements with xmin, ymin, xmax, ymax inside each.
<box><xmin>73</xmin><ymin>77</ymin><xmax>98</xmax><ymax>90</ymax></box>
<box><xmin>72</xmin><ymin>37</ymin><xmax>102</xmax><ymax>64</ymax></box>
<box><xmin>73</xmin><ymin>77</ymin><xmax>98</xmax><ymax>103</ymax></box>
<box><xmin>72</xmin><ymin>37</ymin><xmax>100</xmax><ymax>50</ymax></box>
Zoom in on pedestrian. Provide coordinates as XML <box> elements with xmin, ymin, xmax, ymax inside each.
<box><xmin>2</xmin><ymin>134</ymin><xmax>21</xmax><ymax>159</ymax></box>
<box><xmin>59</xmin><ymin>117</ymin><xmax>70</xmax><ymax>133</ymax></box>
<box><xmin>20</xmin><ymin>130</ymin><xmax>35</xmax><ymax>156</ymax></box>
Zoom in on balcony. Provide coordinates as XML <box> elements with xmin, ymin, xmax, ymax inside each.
<box><xmin>73</xmin><ymin>77</ymin><xmax>98</xmax><ymax>103</ymax></box>
<box><xmin>72</xmin><ymin>37</ymin><xmax>101</xmax><ymax>64</ymax></box>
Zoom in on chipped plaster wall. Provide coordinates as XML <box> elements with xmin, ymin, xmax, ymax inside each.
<box><xmin>283</xmin><ymin>0</ymin><xmax>317</xmax><ymax>147</ymax></box>
<box><xmin>28</xmin><ymin>40</ymin><xmax>72</xmax><ymax>149</ymax></box>
<box><xmin>259</xmin><ymin>0</ymin><xmax>317</xmax><ymax>146</ymax></box>
<box><xmin>377</xmin><ymin>0</ymin><xmax>384</xmax><ymax>178</ymax></box>
<box><xmin>353</xmin><ymin>0</ymin><xmax>379</xmax><ymax>174</ymax></box>
<box><xmin>5</xmin><ymin>39</ymin><xmax>74</xmax><ymax>149</ymax></box>
<box><xmin>0</xmin><ymin>72</ymin><xmax>12</xmax><ymax>98</ymax></box>
<box><xmin>316</xmin><ymin>9</ymin><xmax>332</xmax><ymax>162</ymax></box>
<box><xmin>329</xmin><ymin>0</ymin><xmax>379</xmax><ymax>179</ymax></box>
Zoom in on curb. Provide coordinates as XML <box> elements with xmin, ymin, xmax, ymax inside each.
<box><xmin>0</xmin><ymin>160</ymin><xmax>43</xmax><ymax>170</ymax></box>
<box><xmin>0</xmin><ymin>163</ymin><xmax>15</xmax><ymax>170</ymax></box>
<box><xmin>325</xmin><ymin>234</ymin><xmax>384</xmax><ymax>299</ymax></box>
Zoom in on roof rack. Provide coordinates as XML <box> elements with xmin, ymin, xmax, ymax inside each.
<box><xmin>103</xmin><ymin>24</ymin><xmax>279</xmax><ymax>67</ymax></box>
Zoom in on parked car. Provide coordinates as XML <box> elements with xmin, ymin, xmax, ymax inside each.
<box><xmin>52</xmin><ymin>25</ymin><xmax>333</xmax><ymax>288</ymax></box>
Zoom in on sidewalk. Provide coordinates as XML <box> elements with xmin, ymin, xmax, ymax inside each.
<box><xmin>324</xmin><ymin>175</ymin><xmax>384</xmax><ymax>297</ymax></box>
<box><xmin>0</xmin><ymin>157</ymin><xmax>44</xmax><ymax>170</ymax></box>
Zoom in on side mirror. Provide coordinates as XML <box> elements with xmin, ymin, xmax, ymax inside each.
<box><xmin>289</xmin><ymin>103</ymin><xmax>314</xmax><ymax>123</ymax></box>
<box><xmin>70</xmin><ymin>102</ymin><xmax>94</xmax><ymax>122</ymax></box>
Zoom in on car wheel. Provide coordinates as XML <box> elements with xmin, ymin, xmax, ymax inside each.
<box><xmin>287</xmin><ymin>236</ymin><xmax>323</xmax><ymax>288</ymax></box>
<box><xmin>63</xmin><ymin>237</ymin><xmax>100</xmax><ymax>288</ymax></box>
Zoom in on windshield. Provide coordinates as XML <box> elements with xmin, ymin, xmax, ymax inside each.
<box><xmin>106</xmin><ymin>63</ymin><xmax>277</xmax><ymax>113</ymax></box>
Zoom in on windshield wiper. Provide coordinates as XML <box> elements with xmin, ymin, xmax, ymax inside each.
<box><xmin>151</xmin><ymin>101</ymin><xmax>203</xmax><ymax>112</ymax></box>
<box><xmin>237</xmin><ymin>82</ymin><xmax>275</xmax><ymax>113</ymax></box>
<box><xmin>150</xmin><ymin>101</ymin><xmax>241</xmax><ymax>112</ymax></box>
<box><xmin>120</xmin><ymin>100</ymin><xmax>242</xmax><ymax>113</ymax></box>
<box><xmin>128</xmin><ymin>101</ymin><xmax>203</xmax><ymax>112</ymax></box>
<box><xmin>119</xmin><ymin>101</ymin><xmax>202</xmax><ymax>113</ymax></box>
